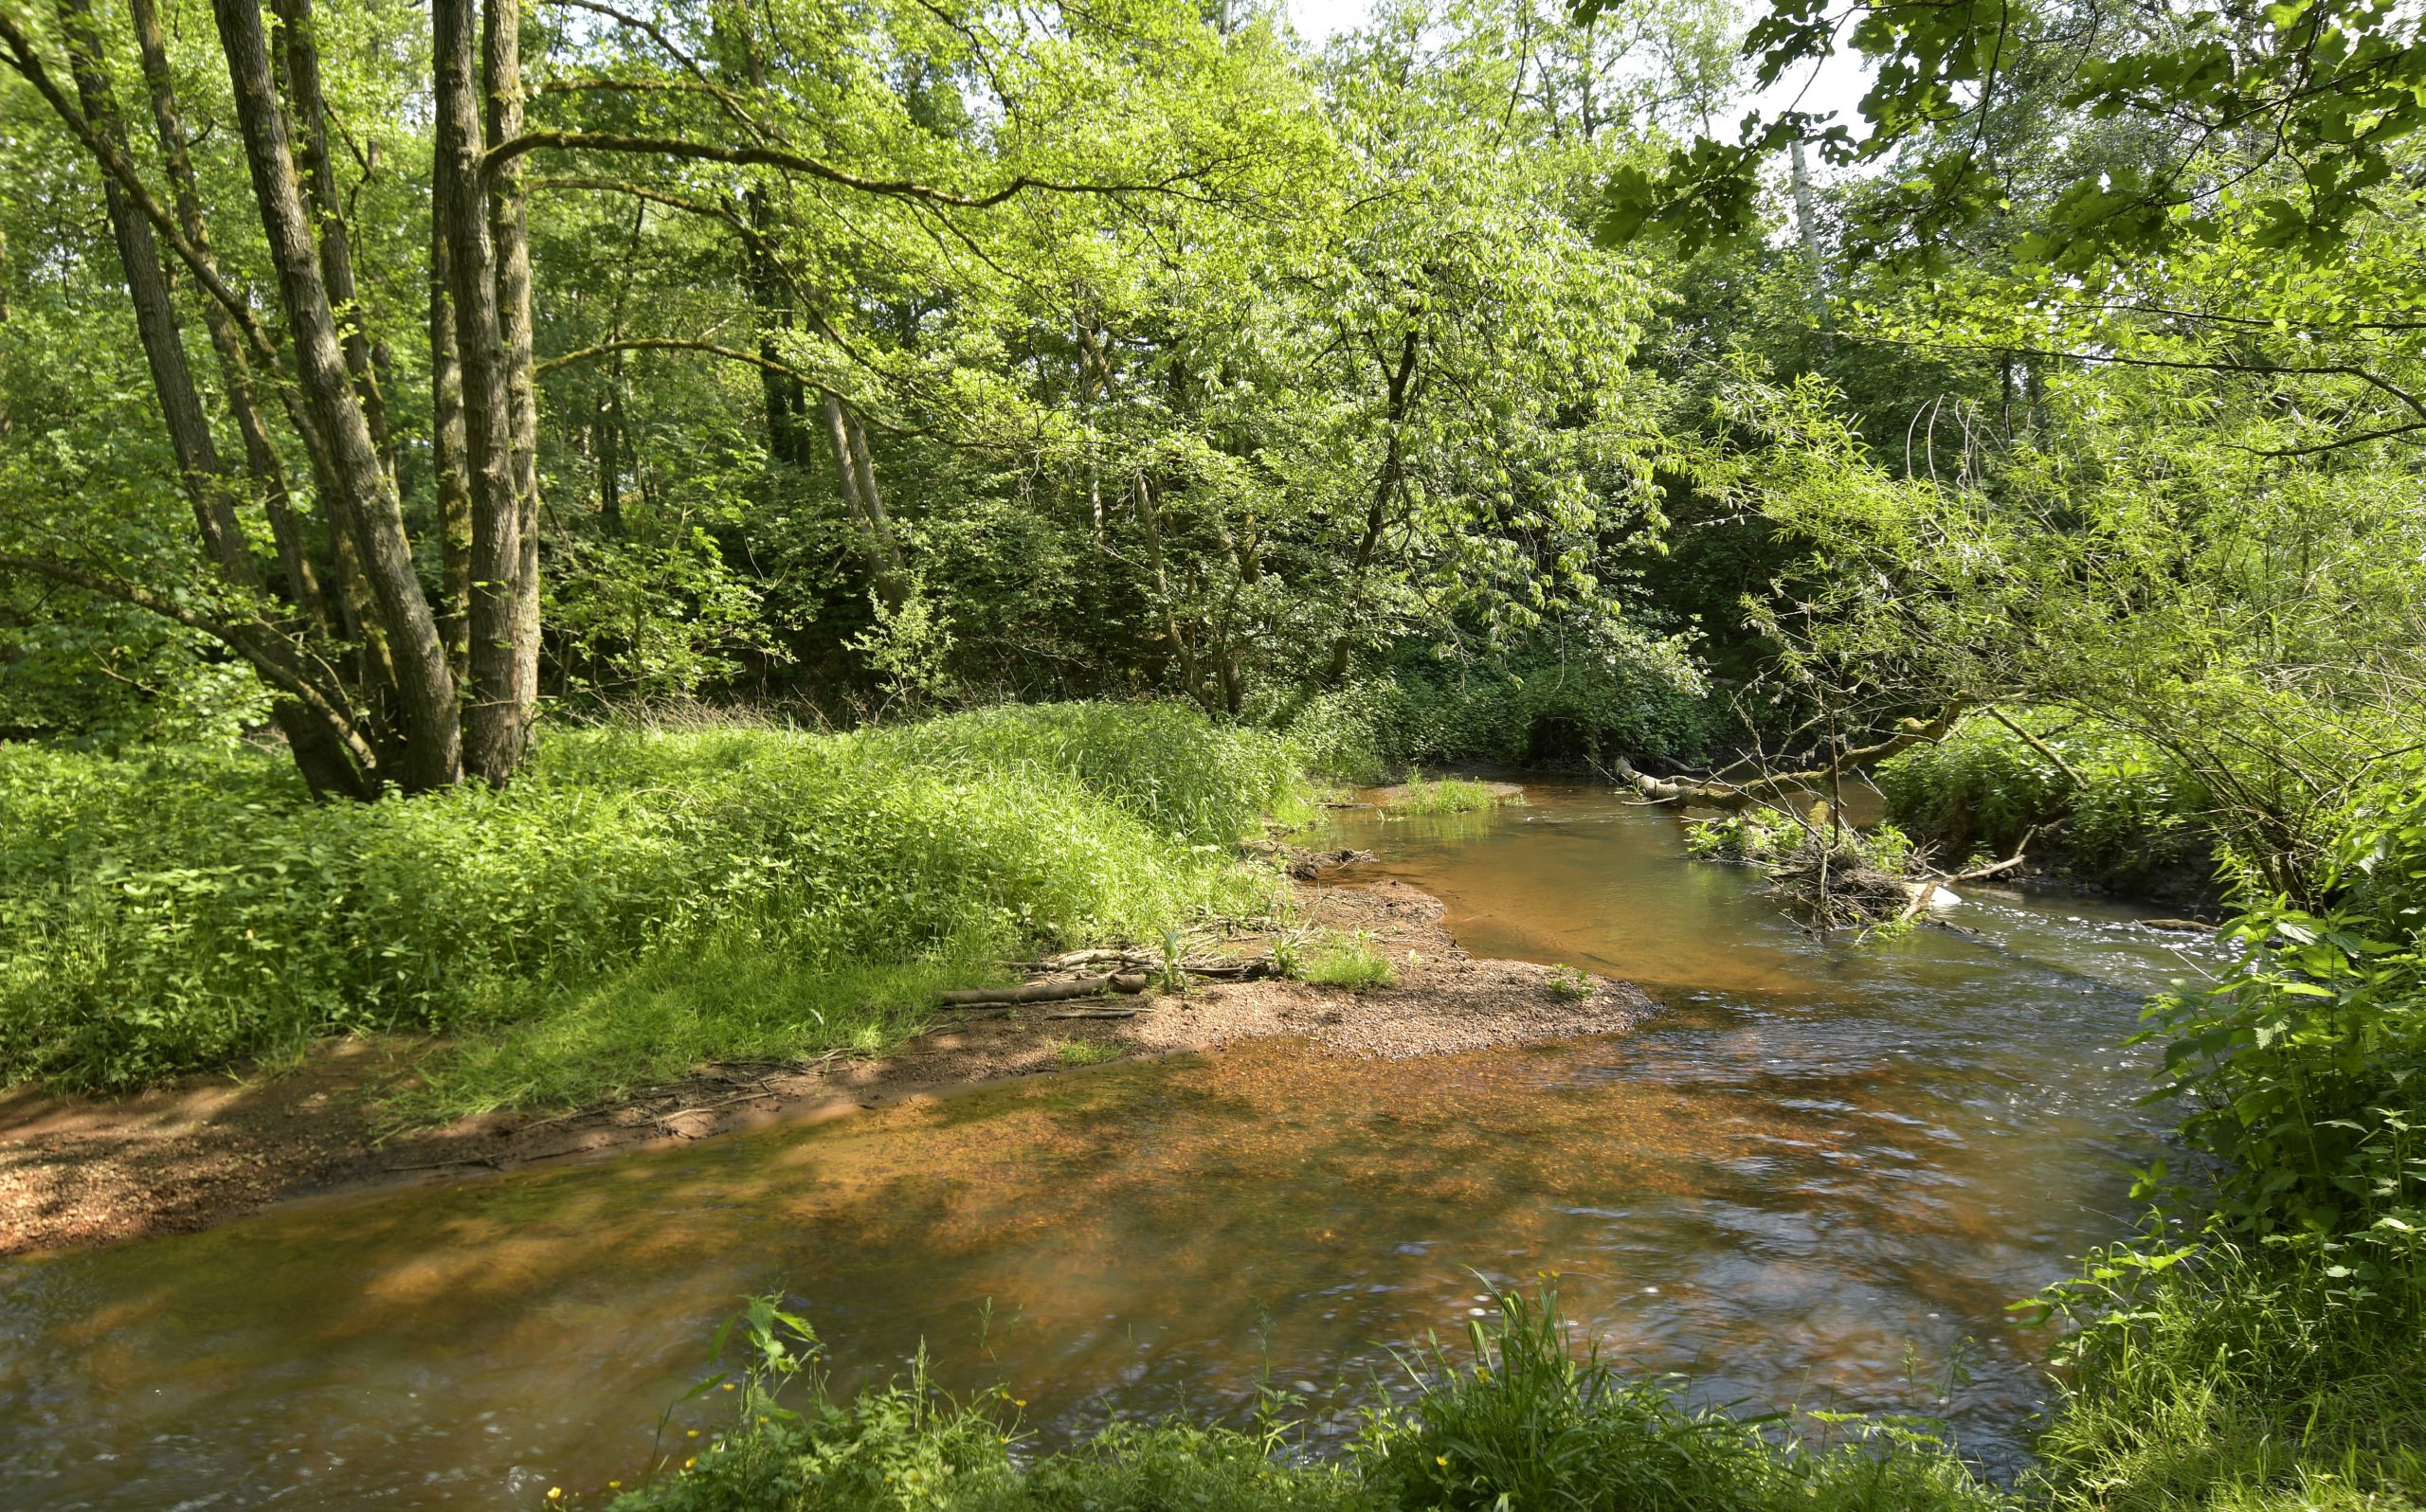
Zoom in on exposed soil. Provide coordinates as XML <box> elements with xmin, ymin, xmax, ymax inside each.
<box><xmin>0</xmin><ymin>880</ymin><xmax>1650</xmax><ymax>1260</ymax></box>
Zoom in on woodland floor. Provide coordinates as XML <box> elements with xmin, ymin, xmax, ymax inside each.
<box><xmin>0</xmin><ymin>878</ymin><xmax>1649</xmax><ymax>1258</ymax></box>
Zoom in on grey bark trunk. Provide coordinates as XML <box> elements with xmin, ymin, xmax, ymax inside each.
<box><xmin>434</xmin><ymin>0</ymin><xmax>527</xmax><ymax>782</ymax></box>
<box><xmin>484</xmin><ymin>0</ymin><xmax>543</xmax><ymax>735</ymax></box>
<box><xmin>1789</xmin><ymin>137</ymin><xmax>1835</xmax><ymax>360</ymax></box>
<box><xmin>214</xmin><ymin>0</ymin><xmax>461</xmax><ymax>790</ymax></box>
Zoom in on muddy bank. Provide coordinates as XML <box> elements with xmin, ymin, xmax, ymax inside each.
<box><xmin>0</xmin><ymin>880</ymin><xmax>1648</xmax><ymax>1258</ymax></box>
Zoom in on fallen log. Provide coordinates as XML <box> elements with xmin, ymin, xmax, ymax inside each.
<box><xmin>939</xmin><ymin>972</ymin><xmax>1150</xmax><ymax>1008</ymax></box>
<box><xmin>1043</xmin><ymin>1006</ymin><xmax>1145</xmax><ymax>1019</ymax></box>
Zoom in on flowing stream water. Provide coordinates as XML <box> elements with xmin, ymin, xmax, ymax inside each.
<box><xmin>0</xmin><ymin>784</ymin><xmax>2221</xmax><ymax>1509</ymax></box>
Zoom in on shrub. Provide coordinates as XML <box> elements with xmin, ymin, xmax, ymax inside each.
<box><xmin>1876</xmin><ymin>712</ymin><xmax>2209</xmax><ymax>885</ymax></box>
<box><xmin>2036</xmin><ymin>1241</ymin><xmax>2426</xmax><ymax>1512</ymax></box>
<box><xmin>0</xmin><ymin>702</ymin><xmax>1302</xmax><ymax>1100</ymax></box>
<box><xmin>615</xmin><ymin>1287</ymin><xmax>2002</xmax><ymax>1512</ymax></box>
<box><xmin>1274</xmin><ymin>639</ymin><xmax>1716</xmax><ymax>783</ymax></box>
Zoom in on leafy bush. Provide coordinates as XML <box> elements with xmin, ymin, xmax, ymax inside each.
<box><xmin>1275</xmin><ymin>640</ymin><xmax>1715</xmax><ymax>783</ymax></box>
<box><xmin>2140</xmin><ymin>765</ymin><xmax>2426</xmax><ymax>1251</ymax></box>
<box><xmin>1876</xmin><ymin>713</ymin><xmax>2209</xmax><ymax>884</ymax></box>
<box><xmin>2026</xmin><ymin>770</ymin><xmax>2426</xmax><ymax>1512</ymax></box>
<box><xmin>615</xmin><ymin>1287</ymin><xmax>2001</xmax><ymax>1512</ymax></box>
<box><xmin>0</xmin><ymin>702</ymin><xmax>1301</xmax><ymax>1099</ymax></box>
<box><xmin>2036</xmin><ymin>1239</ymin><xmax>2426</xmax><ymax>1512</ymax></box>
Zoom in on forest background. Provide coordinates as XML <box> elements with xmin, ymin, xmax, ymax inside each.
<box><xmin>2</xmin><ymin>0</ymin><xmax>2425</xmax><ymax>1507</ymax></box>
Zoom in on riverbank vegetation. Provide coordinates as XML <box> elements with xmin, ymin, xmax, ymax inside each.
<box><xmin>0</xmin><ymin>702</ymin><xmax>1302</xmax><ymax>1113</ymax></box>
<box><xmin>5</xmin><ymin>0</ymin><xmax>2425</xmax><ymax>1503</ymax></box>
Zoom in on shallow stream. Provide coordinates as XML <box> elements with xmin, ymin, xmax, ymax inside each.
<box><xmin>0</xmin><ymin>784</ymin><xmax>2220</xmax><ymax>1508</ymax></box>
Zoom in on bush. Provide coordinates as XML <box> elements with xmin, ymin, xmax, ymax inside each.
<box><xmin>2036</xmin><ymin>1241</ymin><xmax>2426</xmax><ymax>1512</ymax></box>
<box><xmin>1275</xmin><ymin>639</ymin><xmax>1716</xmax><ymax>783</ymax></box>
<box><xmin>614</xmin><ymin>1287</ymin><xmax>2001</xmax><ymax>1512</ymax></box>
<box><xmin>1875</xmin><ymin>713</ymin><xmax>2209</xmax><ymax>885</ymax></box>
<box><xmin>2027</xmin><ymin>770</ymin><xmax>2426</xmax><ymax>1512</ymax></box>
<box><xmin>0</xmin><ymin>702</ymin><xmax>1302</xmax><ymax>1102</ymax></box>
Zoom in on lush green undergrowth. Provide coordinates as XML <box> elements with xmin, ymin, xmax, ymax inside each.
<box><xmin>0</xmin><ymin>702</ymin><xmax>1305</xmax><ymax>1110</ymax></box>
<box><xmin>607</xmin><ymin>1287</ymin><xmax>2001</xmax><ymax>1512</ymax></box>
<box><xmin>1876</xmin><ymin>713</ymin><xmax>2213</xmax><ymax>890</ymax></box>
<box><xmin>1275</xmin><ymin>643</ymin><xmax>1716</xmax><ymax>784</ymax></box>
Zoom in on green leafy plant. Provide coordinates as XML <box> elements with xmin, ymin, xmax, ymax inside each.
<box><xmin>1294</xmin><ymin>931</ymin><xmax>1397</xmax><ymax>991</ymax></box>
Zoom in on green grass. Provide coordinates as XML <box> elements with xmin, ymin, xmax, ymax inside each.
<box><xmin>1386</xmin><ymin>776</ymin><xmax>1519</xmax><ymax>816</ymax></box>
<box><xmin>607</xmin><ymin>1286</ymin><xmax>2002</xmax><ymax>1512</ymax></box>
<box><xmin>1294</xmin><ymin>930</ymin><xmax>1398</xmax><ymax>990</ymax></box>
<box><xmin>2034</xmin><ymin>1242</ymin><xmax>2426</xmax><ymax>1512</ymax></box>
<box><xmin>0</xmin><ymin>702</ymin><xmax>1305</xmax><ymax>1116</ymax></box>
<box><xmin>1051</xmin><ymin>1037</ymin><xmax>1123</xmax><ymax>1068</ymax></box>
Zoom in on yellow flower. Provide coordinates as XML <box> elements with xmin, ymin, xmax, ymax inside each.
<box><xmin>687</xmin><ymin>1430</ymin><xmax>700</xmax><ymax>1438</ymax></box>
<box><xmin>684</xmin><ymin>1457</ymin><xmax>697</xmax><ymax>1469</ymax></box>
<box><xmin>547</xmin><ymin>1491</ymin><xmax>562</xmax><ymax>1502</ymax></box>
<box><xmin>607</xmin><ymin>1483</ymin><xmax>622</xmax><ymax>1491</ymax></box>
<box><xmin>723</xmin><ymin>1382</ymin><xmax>737</xmax><ymax>1392</ymax></box>
<box><xmin>1436</xmin><ymin>1455</ymin><xmax>1450</xmax><ymax>1467</ymax></box>
<box><xmin>1013</xmin><ymin>1398</ymin><xmax>1027</xmax><ymax>1408</ymax></box>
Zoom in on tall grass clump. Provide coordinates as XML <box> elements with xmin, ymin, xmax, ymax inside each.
<box><xmin>1385</xmin><ymin>775</ymin><xmax>1516</xmax><ymax>816</ymax></box>
<box><xmin>613</xmin><ymin>1287</ymin><xmax>2002</xmax><ymax>1512</ymax></box>
<box><xmin>0</xmin><ymin>702</ymin><xmax>1302</xmax><ymax>1105</ymax></box>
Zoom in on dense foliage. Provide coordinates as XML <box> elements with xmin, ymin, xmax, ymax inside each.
<box><xmin>6</xmin><ymin>0</ymin><xmax>2426</xmax><ymax>1504</ymax></box>
<box><xmin>610</xmin><ymin>1287</ymin><xmax>2001</xmax><ymax>1512</ymax></box>
<box><xmin>0</xmin><ymin>702</ymin><xmax>1299</xmax><ymax>1105</ymax></box>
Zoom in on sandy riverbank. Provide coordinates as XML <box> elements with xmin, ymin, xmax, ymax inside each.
<box><xmin>0</xmin><ymin>879</ymin><xmax>1648</xmax><ymax>1258</ymax></box>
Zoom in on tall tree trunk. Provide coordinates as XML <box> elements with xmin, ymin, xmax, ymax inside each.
<box><xmin>821</xmin><ymin>391</ymin><xmax>908</xmax><ymax>607</ymax></box>
<box><xmin>273</xmin><ymin>0</ymin><xmax>396</xmax><ymax>482</ymax></box>
<box><xmin>485</xmin><ymin>0</ymin><xmax>543</xmax><ymax>738</ymax></box>
<box><xmin>214</xmin><ymin>0</ymin><xmax>460</xmax><ymax>790</ymax></box>
<box><xmin>1789</xmin><ymin>137</ymin><xmax>1835</xmax><ymax>361</ymax></box>
<box><xmin>431</xmin><ymin>216</ymin><xmax>474</xmax><ymax>684</ymax></box>
<box><xmin>1324</xmin><ymin>328</ymin><xmax>1421</xmax><ymax>685</ymax></box>
<box><xmin>61</xmin><ymin>0</ymin><xmax>371</xmax><ymax>798</ymax></box>
<box><xmin>128</xmin><ymin>0</ymin><xmax>330</xmax><ymax>636</ymax></box>
<box><xmin>435</xmin><ymin>0</ymin><xmax>527</xmax><ymax>782</ymax></box>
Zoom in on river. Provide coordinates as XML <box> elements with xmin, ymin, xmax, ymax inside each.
<box><xmin>0</xmin><ymin>783</ymin><xmax>2220</xmax><ymax>1508</ymax></box>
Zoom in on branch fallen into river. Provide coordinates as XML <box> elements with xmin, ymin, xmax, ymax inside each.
<box><xmin>1608</xmin><ymin>700</ymin><xmax>1973</xmax><ymax>811</ymax></box>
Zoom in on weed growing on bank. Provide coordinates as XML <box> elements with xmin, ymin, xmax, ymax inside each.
<box><xmin>607</xmin><ymin>1287</ymin><xmax>2005</xmax><ymax>1512</ymax></box>
<box><xmin>0</xmin><ymin>702</ymin><xmax>1303</xmax><ymax>1109</ymax></box>
<box><xmin>1294</xmin><ymin>931</ymin><xmax>1397</xmax><ymax>990</ymax></box>
<box><xmin>1385</xmin><ymin>776</ymin><xmax>1516</xmax><ymax>816</ymax></box>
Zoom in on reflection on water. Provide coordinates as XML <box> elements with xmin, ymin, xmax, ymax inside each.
<box><xmin>0</xmin><ymin>784</ymin><xmax>2220</xmax><ymax>1508</ymax></box>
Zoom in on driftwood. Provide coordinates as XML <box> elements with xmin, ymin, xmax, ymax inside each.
<box><xmin>1288</xmin><ymin>847</ymin><xmax>1377</xmax><ymax>881</ymax></box>
<box><xmin>1043</xmin><ymin>1006</ymin><xmax>1145</xmax><ymax>1019</ymax></box>
<box><xmin>939</xmin><ymin>972</ymin><xmax>1150</xmax><ymax>1008</ymax></box>
<box><xmin>2136</xmin><ymin>918</ymin><xmax>2215</xmax><ymax>933</ymax></box>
